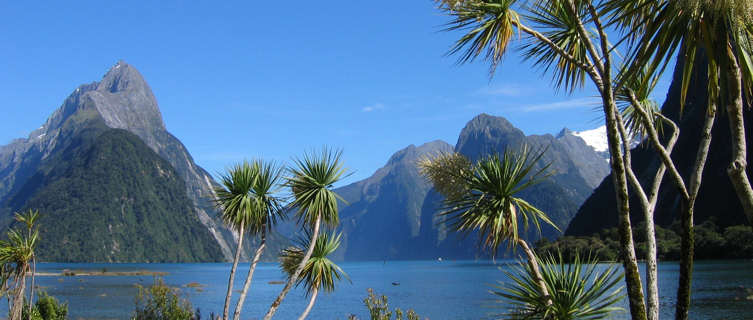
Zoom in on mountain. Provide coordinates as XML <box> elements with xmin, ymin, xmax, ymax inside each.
<box><xmin>332</xmin><ymin>114</ymin><xmax>609</xmax><ymax>260</ymax></box>
<box><xmin>0</xmin><ymin>61</ymin><xmax>239</xmax><ymax>262</ymax></box>
<box><xmin>9</xmin><ymin>128</ymin><xmax>223</xmax><ymax>262</ymax></box>
<box><xmin>566</xmin><ymin>55</ymin><xmax>752</xmax><ymax>237</ymax></box>
<box><xmin>334</xmin><ymin>140</ymin><xmax>453</xmax><ymax>260</ymax></box>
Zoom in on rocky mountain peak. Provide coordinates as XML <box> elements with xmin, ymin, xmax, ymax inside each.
<box><xmin>386</xmin><ymin>140</ymin><xmax>453</xmax><ymax>166</ymax></box>
<box><xmin>464</xmin><ymin>113</ymin><xmax>519</xmax><ymax>134</ymax></box>
<box><xmin>98</xmin><ymin>61</ymin><xmax>148</xmax><ymax>93</ymax></box>
<box><xmin>89</xmin><ymin>61</ymin><xmax>166</xmax><ymax>136</ymax></box>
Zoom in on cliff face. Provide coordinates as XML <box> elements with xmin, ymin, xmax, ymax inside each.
<box><xmin>566</xmin><ymin>56</ymin><xmax>752</xmax><ymax>236</ymax></box>
<box><xmin>0</xmin><ymin>61</ymin><xmax>236</xmax><ymax>261</ymax></box>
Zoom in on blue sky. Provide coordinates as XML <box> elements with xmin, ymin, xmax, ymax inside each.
<box><xmin>0</xmin><ymin>1</ymin><xmax>672</xmax><ymax>184</ymax></box>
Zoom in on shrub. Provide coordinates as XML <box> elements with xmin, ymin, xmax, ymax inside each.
<box><xmin>132</xmin><ymin>277</ymin><xmax>200</xmax><ymax>320</ymax></box>
<box><xmin>363</xmin><ymin>289</ymin><xmax>420</xmax><ymax>320</ymax></box>
<box><xmin>22</xmin><ymin>292</ymin><xmax>68</xmax><ymax>320</ymax></box>
<box><xmin>494</xmin><ymin>252</ymin><xmax>624</xmax><ymax>320</ymax></box>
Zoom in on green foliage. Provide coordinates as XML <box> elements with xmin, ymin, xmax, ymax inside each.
<box><xmin>419</xmin><ymin>146</ymin><xmax>556</xmax><ymax>256</ymax></box>
<box><xmin>494</xmin><ymin>252</ymin><xmax>624</xmax><ymax>320</ymax></box>
<box><xmin>214</xmin><ymin>161</ymin><xmax>259</xmax><ymax>231</ymax></box>
<box><xmin>436</xmin><ymin>0</ymin><xmax>520</xmax><ymax>76</ymax></box>
<box><xmin>279</xmin><ymin>231</ymin><xmax>349</xmax><ymax>295</ymax></box>
<box><xmin>12</xmin><ymin>129</ymin><xmax>223</xmax><ymax>262</ymax></box>
<box><xmin>362</xmin><ymin>289</ymin><xmax>420</xmax><ymax>320</ymax></box>
<box><xmin>22</xmin><ymin>292</ymin><xmax>68</xmax><ymax>320</ymax></box>
<box><xmin>132</xmin><ymin>278</ymin><xmax>198</xmax><ymax>320</ymax></box>
<box><xmin>538</xmin><ymin>222</ymin><xmax>753</xmax><ymax>261</ymax></box>
<box><xmin>214</xmin><ymin>159</ymin><xmax>285</xmax><ymax>234</ymax></box>
<box><xmin>287</xmin><ymin>148</ymin><xmax>349</xmax><ymax>228</ymax></box>
<box><xmin>607</xmin><ymin>0</ymin><xmax>753</xmax><ymax>111</ymax></box>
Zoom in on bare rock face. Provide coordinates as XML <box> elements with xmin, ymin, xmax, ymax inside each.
<box><xmin>0</xmin><ymin>61</ymin><xmax>236</xmax><ymax>261</ymax></box>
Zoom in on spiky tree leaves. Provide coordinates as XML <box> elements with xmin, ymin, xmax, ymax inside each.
<box><xmin>420</xmin><ymin>145</ymin><xmax>557</xmax><ymax>306</ymax></box>
<box><xmin>0</xmin><ymin>209</ymin><xmax>41</xmax><ymax>320</ymax></box>
<box><xmin>437</xmin><ymin>0</ymin><xmax>521</xmax><ymax>76</ymax></box>
<box><xmin>287</xmin><ymin>148</ymin><xmax>348</xmax><ymax>228</ymax></box>
<box><xmin>494</xmin><ymin>252</ymin><xmax>624</xmax><ymax>320</ymax></box>
<box><xmin>214</xmin><ymin>161</ymin><xmax>263</xmax><ymax>320</ymax></box>
<box><xmin>232</xmin><ymin>160</ymin><xmax>285</xmax><ymax>320</ymax></box>
<box><xmin>420</xmin><ymin>146</ymin><xmax>556</xmax><ymax>254</ymax></box>
<box><xmin>522</xmin><ymin>0</ymin><xmax>592</xmax><ymax>92</ymax></box>
<box><xmin>264</xmin><ymin>148</ymin><xmax>348</xmax><ymax>320</ymax></box>
<box><xmin>280</xmin><ymin>232</ymin><xmax>349</xmax><ymax>320</ymax></box>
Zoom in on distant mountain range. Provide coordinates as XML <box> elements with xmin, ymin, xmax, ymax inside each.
<box><xmin>0</xmin><ymin>61</ymin><xmax>610</xmax><ymax>262</ymax></box>
<box><xmin>332</xmin><ymin>113</ymin><xmax>609</xmax><ymax>260</ymax></box>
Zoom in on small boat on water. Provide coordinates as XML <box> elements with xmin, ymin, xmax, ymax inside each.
<box><xmin>392</xmin><ymin>282</ymin><xmax>400</xmax><ymax>286</ymax></box>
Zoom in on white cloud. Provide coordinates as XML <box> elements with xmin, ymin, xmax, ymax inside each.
<box><xmin>522</xmin><ymin>97</ymin><xmax>600</xmax><ymax>112</ymax></box>
<box><xmin>362</xmin><ymin>103</ymin><xmax>385</xmax><ymax>112</ymax></box>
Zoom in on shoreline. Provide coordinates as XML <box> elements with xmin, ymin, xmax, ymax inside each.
<box><xmin>36</xmin><ymin>270</ymin><xmax>168</xmax><ymax>277</ymax></box>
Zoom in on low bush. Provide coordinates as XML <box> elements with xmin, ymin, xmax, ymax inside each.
<box><xmin>131</xmin><ymin>277</ymin><xmax>211</xmax><ymax>320</ymax></box>
<box><xmin>22</xmin><ymin>291</ymin><xmax>68</xmax><ymax>320</ymax></box>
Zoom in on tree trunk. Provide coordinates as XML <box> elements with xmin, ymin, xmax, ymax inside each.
<box><xmin>264</xmin><ymin>213</ymin><xmax>322</xmax><ymax>320</ymax></box>
<box><xmin>616</xmin><ymin>104</ymin><xmax>661</xmax><ymax>320</ymax></box>
<box><xmin>516</xmin><ymin>239</ymin><xmax>550</xmax><ymax>303</ymax></box>
<box><xmin>725</xmin><ymin>47</ymin><xmax>753</xmax><ymax>227</ymax></box>
<box><xmin>675</xmin><ymin>200</ymin><xmax>694</xmax><ymax>320</ymax></box>
<box><xmin>10</xmin><ymin>267</ymin><xmax>26</xmax><ymax>320</ymax></box>
<box><xmin>223</xmin><ymin>224</ymin><xmax>245</xmax><ymax>320</ymax></box>
<box><xmin>28</xmin><ymin>258</ymin><xmax>36</xmax><ymax>320</ymax></box>
<box><xmin>604</xmin><ymin>97</ymin><xmax>647</xmax><ymax>320</ymax></box>
<box><xmin>297</xmin><ymin>288</ymin><xmax>319</xmax><ymax>320</ymax></box>
<box><xmin>232</xmin><ymin>230</ymin><xmax>267</xmax><ymax>320</ymax></box>
<box><xmin>675</xmin><ymin>102</ymin><xmax>716</xmax><ymax>320</ymax></box>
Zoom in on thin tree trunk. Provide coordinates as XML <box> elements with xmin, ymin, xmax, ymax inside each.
<box><xmin>10</xmin><ymin>267</ymin><xmax>26</xmax><ymax>320</ymax></box>
<box><xmin>27</xmin><ymin>257</ymin><xmax>36</xmax><ymax>320</ymax></box>
<box><xmin>724</xmin><ymin>47</ymin><xmax>753</xmax><ymax>226</ymax></box>
<box><xmin>297</xmin><ymin>288</ymin><xmax>319</xmax><ymax>320</ymax></box>
<box><xmin>516</xmin><ymin>239</ymin><xmax>550</xmax><ymax>303</ymax></box>
<box><xmin>264</xmin><ymin>213</ymin><xmax>322</xmax><ymax>320</ymax></box>
<box><xmin>616</xmin><ymin>110</ymin><xmax>661</xmax><ymax>320</ymax></box>
<box><xmin>223</xmin><ymin>224</ymin><xmax>245</xmax><ymax>320</ymax></box>
<box><xmin>604</xmin><ymin>97</ymin><xmax>648</xmax><ymax>320</ymax></box>
<box><xmin>233</xmin><ymin>230</ymin><xmax>267</xmax><ymax>320</ymax></box>
<box><xmin>676</xmin><ymin>103</ymin><xmax>716</xmax><ymax>320</ymax></box>
<box><xmin>675</xmin><ymin>200</ymin><xmax>694</xmax><ymax>320</ymax></box>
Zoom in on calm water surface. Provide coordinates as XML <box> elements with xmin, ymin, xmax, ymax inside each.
<box><xmin>5</xmin><ymin>260</ymin><xmax>752</xmax><ymax>319</ymax></box>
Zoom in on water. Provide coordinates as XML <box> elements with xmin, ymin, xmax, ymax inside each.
<box><xmin>6</xmin><ymin>260</ymin><xmax>752</xmax><ymax>319</ymax></box>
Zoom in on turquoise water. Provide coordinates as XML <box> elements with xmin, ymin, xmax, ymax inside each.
<box><xmin>6</xmin><ymin>260</ymin><xmax>753</xmax><ymax>319</ymax></box>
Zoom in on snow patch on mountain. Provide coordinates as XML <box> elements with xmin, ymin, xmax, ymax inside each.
<box><xmin>573</xmin><ymin>125</ymin><xmax>608</xmax><ymax>152</ymax></box>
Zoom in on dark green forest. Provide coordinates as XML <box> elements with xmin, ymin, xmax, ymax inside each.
<box><xmin>3</xmin><ymin>128</ymin><xmax>223</xmax><ymax>262</ymax></box>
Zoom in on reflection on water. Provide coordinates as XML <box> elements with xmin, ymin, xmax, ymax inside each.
<box><xmin>2</xmin><ymin>260</ymin><xmax>751</xmax><ymax>319</ymax></box>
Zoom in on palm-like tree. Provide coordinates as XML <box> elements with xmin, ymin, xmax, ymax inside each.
<box><xmin>263</xmin><ymin>148</ymin><xmax>347</xmax><ymax>320</ymax></box>
<box><xmin>232</xmin><ymin>160</ymin><xmax>285</xmax><ymax>320</ymax></box>
<box><xmin>605</xmin><ymin>1</ymin><xmax>753</xmax><ymax>318</ymax></box>
<box><xmin>280</xmin><ymin>231</ymin><xmax>349</xmax><ymax>320</ymax></box>
<box><xmin>434</xmin><ymin>2</ymin><xmax>652</xmax><ymax>318</ymax></box>
<box><xmin>419</xmin><ymin>145</ymin><xmax>557</xmax><ymax>302</ymax></box>
<box><xmin>214</xmin><ymin>162</ymin><xmax>258</xmax><ymax>320</ymax></box>
<box><xmin>494</xmin><ymin>252</ymin><xmax>624</xmax><ymax>320</ymax></box>
<box><xmin>0</xmin><ymin>209</ymin><xmax>40</xmax><ymax>320</ymax></box>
